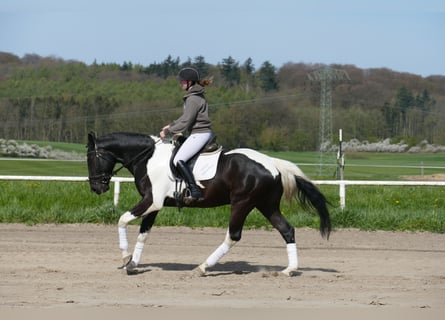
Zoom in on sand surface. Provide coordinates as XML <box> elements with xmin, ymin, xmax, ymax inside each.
<box><xmin>1</xmin><ymin>224</ymin><xmax>444</xmax><ymax>319</ymax></box>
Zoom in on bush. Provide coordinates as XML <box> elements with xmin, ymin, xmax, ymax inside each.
<box><xmin>0</xmin><ymin>139</ymin><xmax>83</xmax><ymax>160</ymax></box>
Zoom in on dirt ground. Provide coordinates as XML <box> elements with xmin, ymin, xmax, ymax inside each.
<box><xmin>400</xmin><ymin>173</ymin><xmax>445</xmax><ymax>181</ymax></box>
<box><xmin>1</xmin><ymin>224</ymin><xmax>444</xmax><ymax>319</ymax></box>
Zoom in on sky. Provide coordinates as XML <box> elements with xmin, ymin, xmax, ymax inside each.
<box><xmin>1</xmin><ymin>0</ymin><xmax>444</xmax><ymax>77</ymax></box>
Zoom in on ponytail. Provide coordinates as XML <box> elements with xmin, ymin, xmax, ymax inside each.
<box><xmin>198</xmin><ymin>76</ymin><xmax>213</xmax><ymax>87</ymax></box>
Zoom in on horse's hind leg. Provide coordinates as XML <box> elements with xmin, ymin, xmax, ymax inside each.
<box><xmin>195</xmin><ymin>229</ymin><xmax>237</xmax><ymax>276</ymax></box>
<box><xmin>260</xmin><ymin>206</ymin><xmax>298</xmax><ymax>276</ymax></box>
<box><xmin>195</xmin><ymin>202</ymin><xmax>252</xmax><ymax>276</ymax></box>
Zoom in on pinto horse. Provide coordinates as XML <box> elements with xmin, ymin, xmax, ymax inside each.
<box><xmin>86</xmin><ymin>132</ymin><xmax>331</xmax><ymax>276</ymax></box>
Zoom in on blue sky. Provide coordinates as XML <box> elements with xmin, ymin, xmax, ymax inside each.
<box><xmin>1</xmin><ymin>0</ymin><xmax>444</xmax><ymax>77</ymax></box>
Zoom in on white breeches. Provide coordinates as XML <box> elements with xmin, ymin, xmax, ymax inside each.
<box><xmin>173</xmin><ymin>132</ymin><xmax>212</xmax><ymax>165</ymax></box>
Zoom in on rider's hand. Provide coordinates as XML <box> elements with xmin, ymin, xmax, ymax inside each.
<box><xmin>160</xmin><ymin>125</ymin><xmax>170</xmax><ymax>139</ymax></box>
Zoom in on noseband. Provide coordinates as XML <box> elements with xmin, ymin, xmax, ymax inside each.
<box><xmin>87</xmin><ymin>147</ymin><xmax>116</xmax><ymax>186</ymax></box>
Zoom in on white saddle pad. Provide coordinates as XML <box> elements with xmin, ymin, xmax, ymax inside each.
<box><xmin>193</xmin><ymin>148</ymin><xmax>222</xmax><ymax>181</ymax></box>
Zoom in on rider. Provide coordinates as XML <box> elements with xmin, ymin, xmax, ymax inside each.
<box><xmin>160</xmin><ymin>67</ymin><xmax>213</xmax><ymax>202</ymax></box>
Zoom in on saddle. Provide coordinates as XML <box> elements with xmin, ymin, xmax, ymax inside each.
<box><xmin>169</xmin><ymin>134</ymin><xmax>221</xmax><ymax>180</ymax></box>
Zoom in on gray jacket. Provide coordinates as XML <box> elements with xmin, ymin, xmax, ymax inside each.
<box><xmin>166</xmin><ymin>84</ymin><xmax>212</xmax><ymax>136</ymax></box>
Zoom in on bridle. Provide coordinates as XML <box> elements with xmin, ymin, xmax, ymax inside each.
<box><xmin>87</xmin><ymin>147</ymin><xmax>116</xmax><ymax>186</ymax></box>
<box><xmin>87</xmin><ymin>141</ymin><xmax>156</xmax><ymax>186</ymax></box>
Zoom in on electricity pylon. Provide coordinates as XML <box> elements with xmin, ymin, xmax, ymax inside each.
<box><xmin>308</xmin><ymin>66</ymin><xmax>350</xmax><ymax>177</ymax></box>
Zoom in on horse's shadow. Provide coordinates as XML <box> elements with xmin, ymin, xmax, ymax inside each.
<box><xmin>132</xmin><ymin>261</ymin><xmax>338</xmax><ymax>276</ymax></box>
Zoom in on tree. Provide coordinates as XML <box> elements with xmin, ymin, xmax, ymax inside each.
<box><xmin>243</xmin><ymin>57</ymin><xmax>255</xmax><ymax>75</ymax></box>
<box><xmin>193</xmin><ymin>55</ymin><xmax>209</xmax><ymax>77</ymax></box>
<box><xmin>220</xmin><ymin>56</ymin><xmax>240</xmax><ymax>87</ymax></box>
<box><xmin>0</xmin><ymin>52</ymin><xmax>20</xmax><ymax>64</ymax></box>
<box><xmin>240</xmin><ymin>58</ymin><xmax>255</xmax><ymax>92</ymax></box>
<box><xmin>142</xmin><ymin>55</ymin><xmax>180</xmax><ymax>78</ymax></box>
<box><xmin>415</xmin><ymin>89</ymin><xmax>435</xmax><ymax>111</ymax></box>
<box><xmin>258</xmin><ymin>61</ymin><xmax>278</xmax><ymax>92</ymax></box>
<box><xmin>120</xmin><ymin>61</ymin><xmax>133</xmax><ymax>71</ymax></box>
<box><xmin>0</xmin><ymin>53</ymin><xmax>444</xmax><ymax>148</ymax></box>
<box><xmin>381</xmin><ymin>101</ymin><xmax>398</xmax><ymax>137</ymax></box>
<box><xmin>395</xmin><ymin>86</ymin><xmax>414</xmax><ymax>136</ymax></box>
<box><xmin>160</xmin><ymin>55</ymin><xmax>180</xmax><ymax>78</ymax></box>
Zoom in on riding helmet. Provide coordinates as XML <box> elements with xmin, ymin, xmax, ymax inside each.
<box><xmin>177</xmin><ymin>67</ymin><xmax>200</xmax><ymax>82</ymax></box>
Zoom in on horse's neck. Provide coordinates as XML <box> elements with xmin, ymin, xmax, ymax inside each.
<box><xmin>111</xmin><ymin>146</ymin><xmax>150</xmax><ymax>170</ymax></box>
<box><xmin>147</xmin><ymin>143</ymin><xmax>173</xmax><ymax>169</ymax></box>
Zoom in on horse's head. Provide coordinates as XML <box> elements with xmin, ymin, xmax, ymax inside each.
<box><xmin>86</xmin><ymin>132</ymin><xmax>116</xmax><ymax>194</ymax></box>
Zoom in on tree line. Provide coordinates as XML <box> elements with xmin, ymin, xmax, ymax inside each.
<box><xmin>0</xmin><ymin>51</ymin><xmax>444</xmax><ymax>151</ymax></box>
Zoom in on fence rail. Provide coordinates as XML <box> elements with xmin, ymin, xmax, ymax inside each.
<box><xmin>1</xmin><ymin>175</ymin><xmax>444</xmax><ymax>208</ymax></box>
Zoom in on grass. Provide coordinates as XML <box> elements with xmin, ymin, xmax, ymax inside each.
<box><xmin>0</xmin><ymin>159</ymin><xmax>88</xmax><ymax>176</ymax></box>
<box><xmin>264</xmin><ymin>150</ymin><xmax>445</xmax><ymax>180</ymax></box>
<box><xmin>0</xmin><ymin>143</ymin><xmax>444</xmax><ymax>232</ymax></box>
<box><xmin>0</xmin><ymin>180</ymin><xmax>443</xmax><ymax>232</ymax></box>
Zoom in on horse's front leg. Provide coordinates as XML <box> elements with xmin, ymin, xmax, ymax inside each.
<box><xmin>118</xmin><ymin>211</ymin><xmax>138</xmax><ymax>267</ymax></box>
<box><xmin>119</xmin><ymin>186</ymin><xmax>165</xmax><ymax>274</ymax></box>
<box><xmin>117</xmin><ymin>195</ymin><xmax>156</xmax><ymax>267</ymax></box>
<box><xmin>126</xmin><ymin>212</ymin><xmax>158</xmax><ymax>274</ymax></box>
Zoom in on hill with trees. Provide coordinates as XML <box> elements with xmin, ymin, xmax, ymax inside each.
<box><xmin>1</xmin><ymin>51</ymin><xmax>444</xmax><ymax>151</ymax></box>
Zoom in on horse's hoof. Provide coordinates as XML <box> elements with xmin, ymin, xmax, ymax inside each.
<box><xmin>281</xmin><ymin>267</ymin><xmax>299</xmax><ymax>277</ymax></box>
<box><xmin>125</xmin><ymin>261</ymin><xmax>138</xmax><ymax>275</ymax></box>
<box><xmin>122</xmin><ymin>254</ymin><xmax>132</xmax><ymax>267</ymax></box>
<box><xmin>194</xmin><ymin>263</ymin><xmax>208</xmax><ymax>277</ymax></box>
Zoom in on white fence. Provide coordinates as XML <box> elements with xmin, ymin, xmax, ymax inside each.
<box><xmin>316</xmin><ymin>179</ymin><xmax>445</xmax><ymax>208</ymax></box>
<box><xmin>1</xmin><ymin>175</ymin><xmax>444</xmax><ymax>208</ymax></box>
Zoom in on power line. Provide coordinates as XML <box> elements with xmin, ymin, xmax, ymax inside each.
<box><xmin>1</xmin><ymin>93</ymin><xmax>305</xmax><ymax>127</ymax></box>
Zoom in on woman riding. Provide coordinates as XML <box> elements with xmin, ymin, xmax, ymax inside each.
<box><xmin>160</xmin><ymin>67</ymin><xmax>213</xmax><ymax>202</ymax></box>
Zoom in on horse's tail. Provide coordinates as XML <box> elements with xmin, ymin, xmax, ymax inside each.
<box><xmin>272</xmin><ymin>157</ymin><xmax>331</xmax><ymax>239</ymax></box>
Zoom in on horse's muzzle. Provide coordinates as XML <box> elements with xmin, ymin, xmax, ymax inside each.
<box><xmin>89</xmin><ymin>182</ymin><xmax>110</xmax><ymax>195</ymax></box>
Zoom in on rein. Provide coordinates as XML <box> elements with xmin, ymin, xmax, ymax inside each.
<box><xmin>88</xmin><ymin>143</ymin><xmax>155</xmax><ymax>185</ymax></box>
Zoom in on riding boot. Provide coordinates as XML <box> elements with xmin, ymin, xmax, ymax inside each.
<box><xmin>176</xmin><ymin>160</ymin><xmax>203</xmax><ymax>202</ymax></box>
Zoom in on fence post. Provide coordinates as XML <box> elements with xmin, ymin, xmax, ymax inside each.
<box><xmin>339</xmin><ymin>181</ymin><xmax>346</xmax><ymax>209</ymax></box>
<box><xmin>113</xmin><ymin>180</ymin><xmax>121</xmax><ymax>206</ymax></box>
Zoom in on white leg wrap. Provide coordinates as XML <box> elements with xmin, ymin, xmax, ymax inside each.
<box><xmin>286</xmin><ymin>243</ymin><xmax>298</xmax><ymax>270</ymax></box>
<box><xmin>282</xmin><ymin>243</ymin><xmax>298</xmax><ymax>276</ymax></box>
<box><xmin>206</xmin><ymin>242</ymin><xmax>230</xmax><ymax>267</ymax></box>
<box><xmin>131</xmin><ymin>232</ymin><xmax>149</xmax><ymax>266</ymax></box>
<box><xmin>118</xmin><ymin>212</ymin><xmax>137</xmax><ymax>263</ymax></box>
<box><xmin>132</xmin><ymin>242</ymin><xmax>144</xmax><ymax>266</ymax></box>
<box><xmin>205</xmin><ymin>231</ymin><xmax>237</xmax><ymax>267</ymax></box>
<box><xmin>118</xmin><ymin>227</ymin><xmax>128</xmax><ymax>252</ymax></box>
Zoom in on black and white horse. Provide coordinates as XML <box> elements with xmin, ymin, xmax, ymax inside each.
<box><xmin>86</xmin><ymin>132</ymin><xmax>331</xmax><ymax>276</ymax></box>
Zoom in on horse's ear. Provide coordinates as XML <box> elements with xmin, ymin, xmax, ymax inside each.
<box><xmin>87</xmin><ymin>131</ymin><xmax>96</xmax><ymax>147</ymax></box>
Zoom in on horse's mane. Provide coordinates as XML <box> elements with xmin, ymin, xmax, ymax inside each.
<box><xmin>97</xmin><ymin>132</ymin><xmax>155</xmax><ymax>149</ymax></box>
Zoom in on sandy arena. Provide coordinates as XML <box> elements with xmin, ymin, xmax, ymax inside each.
<box><xmin>0</xmin><ymin>224</ymin><xmax>444</xmax><ymax>319</ymax></box>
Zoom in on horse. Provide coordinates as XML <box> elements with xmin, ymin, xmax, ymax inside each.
<box><xmin>86</xmin><ymin>131</ymin><xmax>331</xmax><ymax>276</ymax></box>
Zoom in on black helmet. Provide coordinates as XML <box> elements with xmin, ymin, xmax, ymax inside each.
<box><xmin>177</xmin><ymin>67</ymin><xmax>200</xmax><ymax>82</ymax></box>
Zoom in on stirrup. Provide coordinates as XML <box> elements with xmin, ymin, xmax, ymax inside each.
<box><xmin>183</xmin><ymin>187</ymin><xmax>203</xmax><ymax>203</ymax></box>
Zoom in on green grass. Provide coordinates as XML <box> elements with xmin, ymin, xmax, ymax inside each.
<box><xmin>0</xmin><ymin>159</ymin><xmax>88</xmax><ymax>176</ymax></box>
<box><xmin>264</xmin><ymin>150</ymin><xmax>445</xmax><ymax>180</ymax></box>
<box><xmin>0</xmin><ymin>180</ymin><xmax>443</xmax><ymax>233</ymax></box>
<box><xmin>0</xmin><ymin>145</ymin><xmax>444</xmax><ymax>232</ymax></box>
